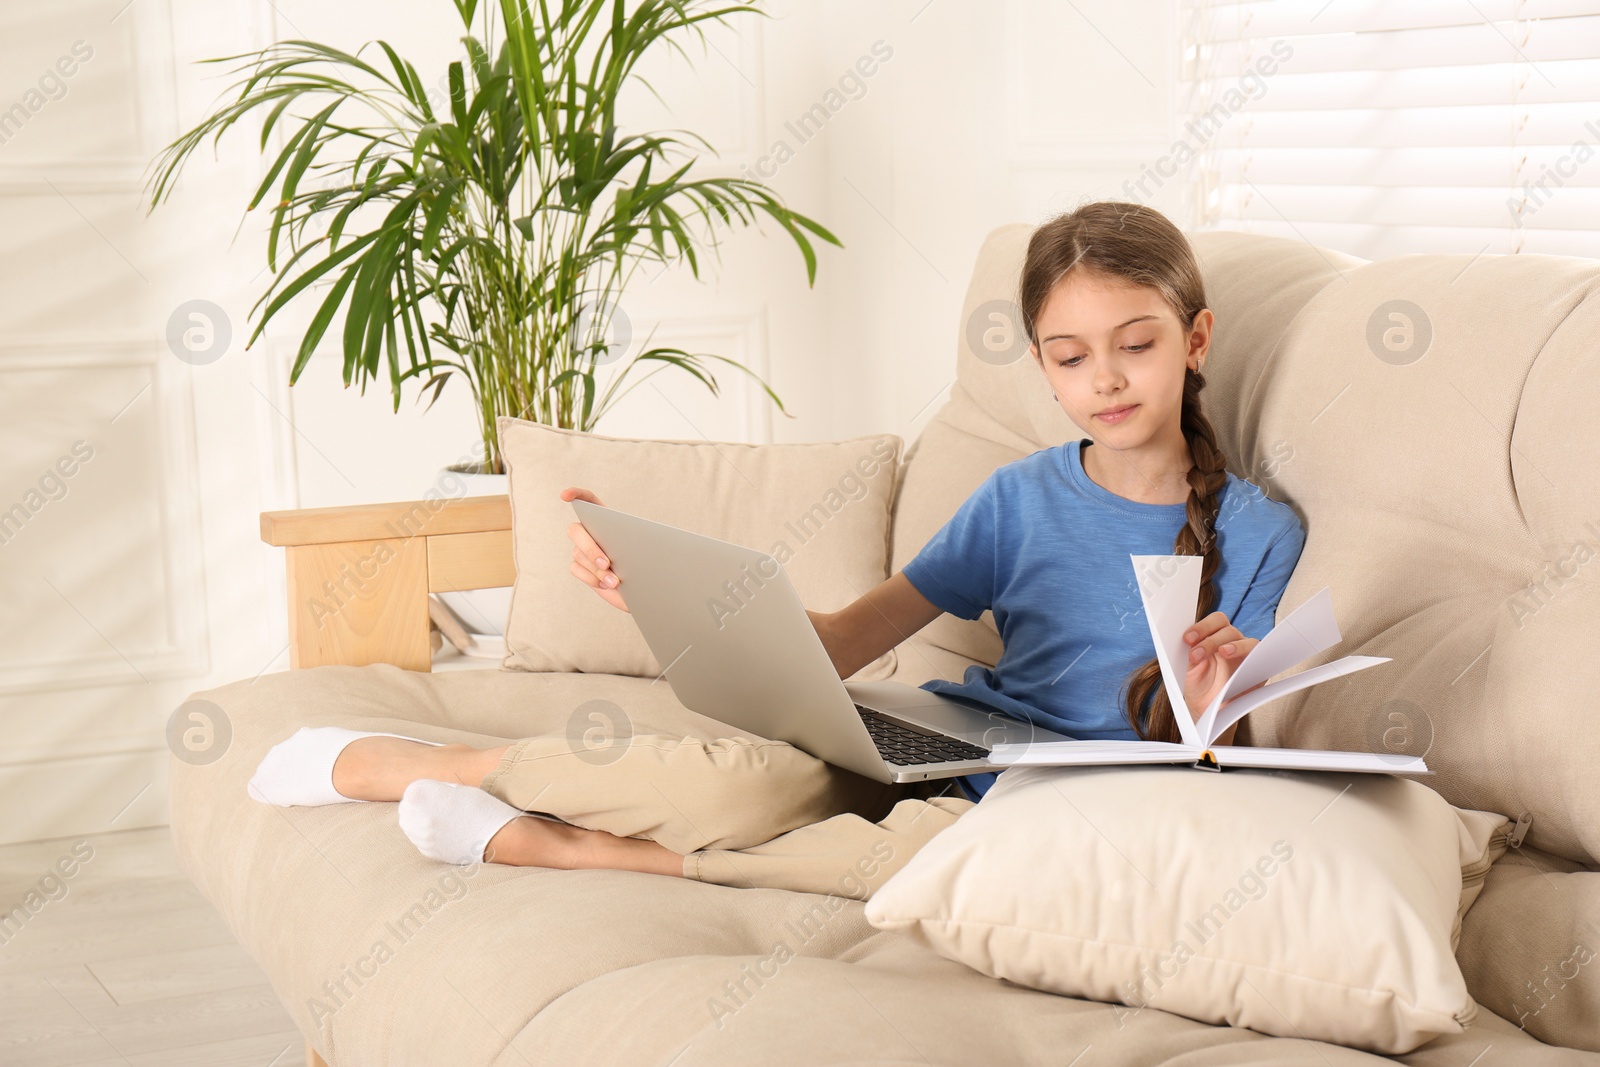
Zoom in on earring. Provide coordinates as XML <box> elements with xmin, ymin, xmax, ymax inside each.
<box><xmin>1051</xmin><ymin>392</ymin><xmax>1057</xmax><ymax>401</ymax></box>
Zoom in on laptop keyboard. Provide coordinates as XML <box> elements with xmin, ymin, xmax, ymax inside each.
<box><xmin>855</xmin><ymin>705</ymin><xmax>990</xmax><ymax>765</ymax></box>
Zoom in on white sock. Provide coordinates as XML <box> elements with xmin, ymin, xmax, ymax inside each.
<box><xmin>247</xmin><ymin>726</ymin><xmax>443</xmax><ymax>807</ymax></box>
<box><xmin>398</xmin><ymin>780</ymin><xmax>529</xmax><ymax>866</ymax></box>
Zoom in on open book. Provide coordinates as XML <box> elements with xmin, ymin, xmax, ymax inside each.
<box><xmin>987</xmin><ymin>554</ymin><xmax>1430</xmax><ymax>775</ymax></box>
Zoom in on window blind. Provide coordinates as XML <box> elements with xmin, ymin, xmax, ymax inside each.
<box><xmin>1178</xmin><ymin>0</ymin><xmax>1600</xmax><ymax>259</ymax></box>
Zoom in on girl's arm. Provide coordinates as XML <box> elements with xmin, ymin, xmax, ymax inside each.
<box><xmin>808</xmin><ymin>571</ymin><xmax>944</xmax><ymax>680</ymax></box>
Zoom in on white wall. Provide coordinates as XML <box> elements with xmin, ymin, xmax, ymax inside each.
<box><xmin>0</xmin><ymin>0</ymin><xmax>1186</xmax><ymax>844</ymax></box>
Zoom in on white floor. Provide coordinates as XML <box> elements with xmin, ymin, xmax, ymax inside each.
<box><xmin>0</xmin><ymin>825</ymin><xmax>303</xmax><ymax>1065</ymax></box>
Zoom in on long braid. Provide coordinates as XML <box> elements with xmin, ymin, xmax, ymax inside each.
<box><xmin>1118</xmin><ymin>368</ymin><xmax>1229</xmax><ymax>741</ymax></box>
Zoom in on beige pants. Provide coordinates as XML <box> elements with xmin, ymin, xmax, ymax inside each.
<box><xmin>478</xmin><ymin>732</ymin><xmax>977</xmax><ymax>901</ymax></box>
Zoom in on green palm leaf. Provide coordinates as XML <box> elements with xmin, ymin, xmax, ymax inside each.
<box><xmin>144</xmin><ymin>0</ymin><xmax>841</xmax><ymax>474</ymax></box>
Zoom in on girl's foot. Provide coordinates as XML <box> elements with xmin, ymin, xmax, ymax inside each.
<box><xmin>399</xmin><ymin>779</ymin><xmax>529</xmax><ymax>865</ymax></box>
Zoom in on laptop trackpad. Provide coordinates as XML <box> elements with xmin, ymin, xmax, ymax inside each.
<box><xmin>891</xmin><ymin>702</ymin><xmax>1053</xmax><ymax>746</ymax></box>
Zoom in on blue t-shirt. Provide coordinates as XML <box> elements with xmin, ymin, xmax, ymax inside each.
<box><xmin>901</xmin><ymin>438</ymin><xmax>1306</xmax><ymax>801</ymax></box>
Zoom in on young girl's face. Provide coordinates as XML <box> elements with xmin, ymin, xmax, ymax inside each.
<box><xmin>1029</xmin><ymin>270</ymin><xmax>1211</xmax><ymax>446</ymax></box>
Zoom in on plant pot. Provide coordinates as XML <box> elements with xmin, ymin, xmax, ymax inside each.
<box><xmin>432</xmin><ymin>461</ymin><xmax>511</xmax><ymax>659</ymax></box>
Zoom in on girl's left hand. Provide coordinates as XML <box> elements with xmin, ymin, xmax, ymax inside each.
<box><xmin>1181</xmin><ymin>611</ymin><xmax>1260</xmax><ymax>725</ymax></box>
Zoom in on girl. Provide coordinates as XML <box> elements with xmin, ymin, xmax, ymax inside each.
<box><xmin>248</xmin><ymin>200</ymin><xmax>1305</xmax><ymax>900</ymax></box>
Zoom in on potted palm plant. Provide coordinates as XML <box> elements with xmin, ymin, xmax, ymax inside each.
<box><xmin>146</xmin><ymin>0</ymin><xmax>841</xmax><ymax>648</ymax></box>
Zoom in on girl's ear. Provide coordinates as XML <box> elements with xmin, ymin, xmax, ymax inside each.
<box><xmin>1187</xmin><ymin>309</ymin><xmax>1216</xmax><ymax>370</ymax></box>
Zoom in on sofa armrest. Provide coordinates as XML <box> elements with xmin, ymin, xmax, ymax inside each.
<box><xmin>260</xmin><ymin>494</ymin><xmax>514</xmax><ymax>671</ymax></box>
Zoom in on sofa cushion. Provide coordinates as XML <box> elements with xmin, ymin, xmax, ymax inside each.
<box><xmin>169</xmin><ymin>664</ymin><xmax>1598</xmax><ymax>1065</ymax></box>
<box><xmin>496</xmin><ymin>416</ymin><xmax>902</xmax><ymax>679</ymax></box>
<box><xmin>864</xmin><ymin>764</ymin><xmax>1506</xmax><ymax>1055</ymax></box>
<box><xmin>1457</xmin><ymin>844</ymin><xmax>1600</xmax><ymax>1052</ymax></box>
<box><xmin>512</xmin><ymin>941</ymin><xmax>1586</xmax><ymax>1066</ymax></box>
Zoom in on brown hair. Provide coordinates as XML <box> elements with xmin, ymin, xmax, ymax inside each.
<box><xmin>1017</xmin><ymin>201</ymin><xmax>1226</xmax><ymax>743</ymax></box>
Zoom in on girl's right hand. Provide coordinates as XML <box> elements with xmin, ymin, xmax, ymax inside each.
<box><xmin>561</xmin><ymin>486</ymin><xmax>629</xmax><ymax>613</ymax></box>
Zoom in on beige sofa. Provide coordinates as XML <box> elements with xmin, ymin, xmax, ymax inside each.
<box><xmin>170</xmin><ymin>224</ymin><xmax>1600</xmax><ymax>1065</ymax></box>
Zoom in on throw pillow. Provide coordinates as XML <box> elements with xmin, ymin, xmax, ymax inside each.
<box><xmin>864</xmin><ymin>763</ymin><xmax>1509</xmax><ymax>1055</ymax></box>
<box><xmin>498</xmin><ymin>417</ymin><xmax>902</xmax><ymax>680</ymax></box>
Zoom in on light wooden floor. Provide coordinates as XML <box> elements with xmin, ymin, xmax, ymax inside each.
<box><xmin>0</xmin><ymin>825</ymin><xmax>303</xmax><ymax>1066</ymax></box>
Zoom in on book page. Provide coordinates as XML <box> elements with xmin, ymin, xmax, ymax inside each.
<box><xmin>987</xmin><ymin>739</ymin><xmax>1199</xmax><ymax>766</ymax></box>
<box><xmin>1195</xmin><ymin>585</ymin><xmax>1346</xmax><ymax>742</ymax></box>
<box><xmin>1129</xmin><ymin>555</ymin><xmax>1205</xmax><ymax>748</ymax></box>
<box><xmin>1210</xmin><ymin>745</ymin><xmax>1430</xmax><ymax>774</ymax></box>
<box><xmin>985</xmin><ymin>740</ymin><xmax>1427</xmax><ymax>774</ymax></box>
<box><xmin>1207</xmin><ymin>654</ymin><xmax>1393</xmax><ymax>738</ymax></box>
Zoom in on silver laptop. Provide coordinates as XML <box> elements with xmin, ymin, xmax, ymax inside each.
<box><xmin>571</xmin><ymin>499</ymin><xmax>1074</xmax><ymax>785</ymax></box>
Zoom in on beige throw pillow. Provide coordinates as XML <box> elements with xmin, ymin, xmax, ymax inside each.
<box><xmin>498</xmin><ymin>417</ymin><xmax>902</xmax><ymax>680</ymax></box>
<box><xmin>865</xmin><ymin>764</ymin><xmax>1510</xmax><ymax>1055</ymax></box>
